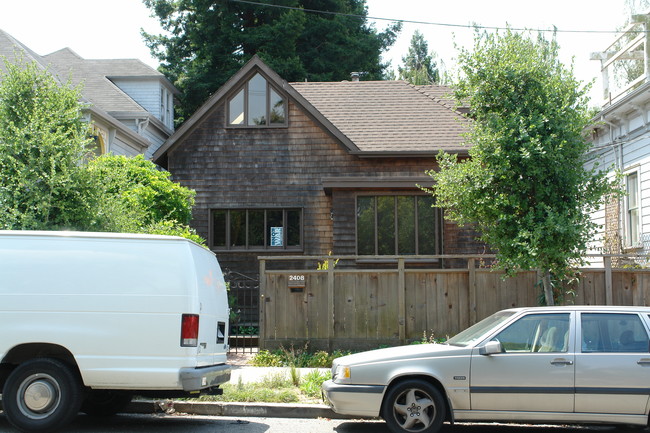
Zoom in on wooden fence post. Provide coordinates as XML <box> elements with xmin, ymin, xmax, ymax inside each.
<box><xmin>258</xmin><ymin>259</ymin><xmax>266</xmax><ymax>349</ymax></box>
<box><xmin>398</xmin><ymin>258</ymin><xmax>406</xmax><ymax>343</ymax></box>
<box><xmin>604</xmin><ymin>256</ymin><xmax>613</xmax><ymax>305</ymax></box>
<box><xmin>468</xmin><ymin>258</ymin><xmax>477</xmax><ymax>325</ymax></box>
<box><xmin>328</xmin><ymin>261</ymin><xmax>335</xmax><ymax>351</ymax></box>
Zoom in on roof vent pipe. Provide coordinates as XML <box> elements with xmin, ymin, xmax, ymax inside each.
<box><xmin>350</xmin><ymin>72</ymin><xmax>360</xmax><ymax>82</ymax></box>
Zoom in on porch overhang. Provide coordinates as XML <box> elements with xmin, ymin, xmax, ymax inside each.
<box><xmin>322</xmin><ymin>176</ymin><xmax>434</xmax><ymax>195</ymax></box>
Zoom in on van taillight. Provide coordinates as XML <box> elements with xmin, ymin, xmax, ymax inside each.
<box><xmin>181</xmin><ymin>314</ymin><xmax>199</xmax><ymax>347</ymax></box>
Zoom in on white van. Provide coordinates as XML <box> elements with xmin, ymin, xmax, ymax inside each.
<box><xmin>0</xmin><ymin>231</ymin><xmax>231</xmax><ymax>432</ymax></box>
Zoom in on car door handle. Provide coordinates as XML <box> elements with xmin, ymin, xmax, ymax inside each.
<box><xmin>637</xmin><ymin>359</ymin><xmax>650</xmax><ymax>365</ymax></box>
<box><xmin>550</xmin><ymin>358</ymin><xmax>573</xmax><ymax>366</ymax></box>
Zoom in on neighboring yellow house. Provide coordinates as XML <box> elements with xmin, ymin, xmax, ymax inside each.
<box><xmin>0</xmin><ymin>29</ymin><xmax>178</xmax><ymax>159</ymax></box>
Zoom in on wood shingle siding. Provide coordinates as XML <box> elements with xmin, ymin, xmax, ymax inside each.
<box><xmin>157</xmin><ymin>54</ymin><xmax>483</xmax><ymax>300</ymax></box>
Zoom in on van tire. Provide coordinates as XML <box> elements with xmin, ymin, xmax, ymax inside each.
<box><xmin>81</xmin><ymin>390</ymin><xmax>133</xmax><ymax>416</ymax></box>
<box><xmin>2</xmin><ymin>358</ymin><xmax>83</xmax><ymax>433</ymax></box>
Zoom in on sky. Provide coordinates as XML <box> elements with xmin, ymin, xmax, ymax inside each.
<box><xmin>0</xmin><ymin>0</ymin><xmax>633</xmax><ymax>104</ymax></box>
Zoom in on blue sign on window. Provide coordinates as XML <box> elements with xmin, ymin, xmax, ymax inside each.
<box><xmin>270</xmin><ymin>227</ymin><xmax>283</xmax><ymax>247</ymax></box>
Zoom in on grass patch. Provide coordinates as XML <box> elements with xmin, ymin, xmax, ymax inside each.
<box><xmin>196</xmin><ymin>370</ymin><xmax>332</xmax><ymax>404</ymax></box>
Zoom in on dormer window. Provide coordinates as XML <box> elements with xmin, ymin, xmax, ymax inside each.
<box><xmin>228</xmin><ymin>73</ymin><xmax>286</xmax><ymax>126</ymax></box>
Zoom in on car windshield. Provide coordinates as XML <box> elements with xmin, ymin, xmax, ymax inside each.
<box><xmin>446</xmin><ymin>311</ymin><xmax>517</xmax><ymax>347</ymax></box>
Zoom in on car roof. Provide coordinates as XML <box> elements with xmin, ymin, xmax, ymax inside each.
<box><xmin>503</xmin><ymin>306</ymin><xmax>650</xmax><ymax>313</ymax></box>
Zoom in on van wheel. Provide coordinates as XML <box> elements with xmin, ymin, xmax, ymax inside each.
<box><xmin>2</xmin><ymin>358</ymin><xmax>83</xmax><ymax>433</ymax></box>
<box><xmin>382</xmin><ymin>379</ymin><xmax>445</xmax><ymax>433</ymax></box>
<box><xmin>81</xmin><ymin>390</ymin><xmax>133</xmax><ymax>416</ymax></box>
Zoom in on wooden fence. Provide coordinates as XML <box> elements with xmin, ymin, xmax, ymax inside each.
<box><xmin>258</xmin><ymin>255</ymin><xmax>650</xmax><ymax>351</ymax></box>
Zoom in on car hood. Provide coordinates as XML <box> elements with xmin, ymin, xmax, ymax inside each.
<box><xmin>334</xmin><ymin>343</ymin><xmax>468</xmax><ymax>367</ymax></box>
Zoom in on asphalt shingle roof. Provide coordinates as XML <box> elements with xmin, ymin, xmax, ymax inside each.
<box><xmin>43</xmin><ymin>48</ymin><xmax>160</xmax><ymax>114</ymax></box>
<box><xmin>290</xmin><ymin>80</ymin><xmax>469</xmax><ymax>154</ymax></box>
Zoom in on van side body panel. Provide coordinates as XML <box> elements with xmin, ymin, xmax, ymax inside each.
<box><xmin>0</xmin><ymin>231</ymin><xmax>230</xmax><ymax>391</ymax></box>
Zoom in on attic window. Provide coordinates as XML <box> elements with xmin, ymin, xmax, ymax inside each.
<box><xmin>228</xmin><ymin>73</ymin><xmax>286</xmax><ymax>126</ymax></box>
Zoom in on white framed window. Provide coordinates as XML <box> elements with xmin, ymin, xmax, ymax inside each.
<box><xmin>160</xmin><ymin>88</ymin><xmax>167</xmax><ymax>124</ymax></box>
<box><xmin>167</xmin><ymin>92</ymin><xmax>173</xmax><ymax>127</ymax></box>
<box><xmin>624</xmin><ymin>170</ymin><xmax>641</xmax><ymax>247</ymax></box>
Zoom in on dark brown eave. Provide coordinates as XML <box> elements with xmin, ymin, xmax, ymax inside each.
<box><xmin>322</xmin><ymin>176</ymin><xmax>434</xmax><ymax>195</ymax></box>
<box><xmin>350</xmin><ymin>149</ymin><xmax>470</xmax><ymax>158</ymax></box>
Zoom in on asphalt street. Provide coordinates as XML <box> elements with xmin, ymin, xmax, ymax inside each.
<box><xmin>0</xmin><ymin>412</ymin><xmax>635</xmax><ymax>433</ymax></box>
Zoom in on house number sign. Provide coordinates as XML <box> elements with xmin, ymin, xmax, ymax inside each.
<box><xmin>288</xmin><ymin>274</ymin><xmax>306</xmax><ymax>292</ymax></box>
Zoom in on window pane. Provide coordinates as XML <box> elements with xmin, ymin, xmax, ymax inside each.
<box><xmin>397</xmin><ymin>196</ymin><xmax>415</xmax><ymax>254</ymax></box>
<box><xmin>229</xmin><ymin>89</ymin><xmax>245</xmax><ymax>125</ymax></box>
<box><xmin>247</xmin><ymin>73</ymin><xmax>267</xmax><ymax>126</ymax></box>
<box><xmin>628</xmin><ymin>173</ymin><xmax>638</xmax><ymax>208</ymax></box>
<box><xmin>627</xmin><ymin>173</ymin><xmax>639</xmax><ymax>245</ymax></box>
<box><xmin>377</xmin><ymin>196</ymin><xmax>395</xmax><ymax>255</ymax></box>
<box><xmin>267</xmin><ymin>210</ymin><xmax>283</xmax><ymax>247</ymax></box>
<box><xmin>357</xmin><ymin>197</ymin><xmax>375</xmax><ymax>255</ymax></box>
<box><xmin>418</xmin><ymin>196</ymin><xmax>436</xmax><ymax>254</ymax></box>
<box><xmin>212</xmin><ymin>210</ymin><xmax>227</xmax><ymax>247</ymax></box>
<box><xmin>248</xmin><ymin>210</ymin><xmax>264</xmax><ymax>247</ymax></box>
<box><xmin>269</xmin><ymin>88</ymin><xmax>286</xmax><ymax>124</ymax></box>
<box><xmin>287</xmin><ymin>210</ymin><xmax>301</xmax><ymax>246</ymax></box>
<box><xmin>495</xmin><ymin>313</ymin><xmax>570</xmax><ymax>353</ymax></box>
<box><xmin>230</xmin><ymin>210</ymin><xmax>246</xmax><ymax>247</ymax></box>
<box><xmin>582</xmin><ymin>313</ymin><xmax>649</xmax><ymax>353</ymax></box>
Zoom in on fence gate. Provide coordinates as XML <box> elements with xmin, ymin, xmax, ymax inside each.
<box><xmin>224</xmin><ymin>270</ymin><xmax>259</xmax><ymax>353</ymax></box>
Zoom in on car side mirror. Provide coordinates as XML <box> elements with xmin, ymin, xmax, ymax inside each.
<box><xmin>479</xmin><ymin>340</ymin><xmax>503</xmax><ymax>356</ymax></box>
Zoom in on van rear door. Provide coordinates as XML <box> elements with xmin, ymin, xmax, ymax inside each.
<box><xmin>189</xmin><ymin>244</ymin><xmax>228</xmax><ymax>366</ymax></box>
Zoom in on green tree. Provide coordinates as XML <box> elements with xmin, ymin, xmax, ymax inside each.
<box><xmin>424</xmin><ymin>29</ymin><xmax>615</xmax><ymax>306</ymax></box>
<box><xmin>0</xmin><ymin>58</ymin><xmax>203</xmax><ymax>243</ymax></box>
<box><xmin>398</xmin><ymin>30</ymin><xmax>440</xmax><ymax>85</ymax></box>
<box><xmin>0</xmin><ymin>58</ymin><xmax>96</xmax><ymax>230</ymax></box>
<box><xmin>87</xmin><ymin>154</ymin><xmax>204</xmax><ymax>244</ymax></box>
<box><xmin>142</xmin><ymin>0</ymin><xmax>400</xmax><ymax>122</ymax></box>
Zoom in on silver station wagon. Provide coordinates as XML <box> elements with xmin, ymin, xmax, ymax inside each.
<box><xmin>322</xmin><ymin>306</ymin><xmax>650</xmax><ymax>433</ymax></box>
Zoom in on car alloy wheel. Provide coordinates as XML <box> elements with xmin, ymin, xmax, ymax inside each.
<box><xmin>382</xmin><ymin>379</ymin><xmax>445</xmax><ymax>433</ymax></box>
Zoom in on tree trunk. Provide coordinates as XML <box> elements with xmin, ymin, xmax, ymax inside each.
<box><xmin>542</xmin><ymin>269</ymin><xmax>554</xmax><ymax>306</ymax></box>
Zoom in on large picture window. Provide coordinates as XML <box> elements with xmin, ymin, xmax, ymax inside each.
<box><xmin>356</xmin><ymin>195</ymin><xmax>439</xmax><ymax>255</ymax></box>
<box><xmin>227</xmin><ymin>73</ymin><xmax>286</xmax><ymax>127</ymax></box>
<box><xmin>211</xmin><ymin>208</ymin><xmax>301</xmax><ymax>250</ymax></box>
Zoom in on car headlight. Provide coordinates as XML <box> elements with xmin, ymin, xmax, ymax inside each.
<box><xmin>334</xmin><ymin>365</ymin><xmax>351</xmax><ymax>383</ymax></box>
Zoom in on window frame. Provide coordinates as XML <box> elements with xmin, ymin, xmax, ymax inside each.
<box><xmin>580</xmin><ymin>312</ymin><xmax>650</xmax><ymax>353</ymax></box>
<box><xmin>355</xmin><ymin>193</ymin><xmax>440</xmax><ymax>256</ymax></box>
<box><xmin>624</xmin><ymin>168</ymin><xmax>642</xmax><ymax>248</ymax></box>
<box><xmin>491</xmin><ymin>313</ymin><xmax>571</xmax><ymax>354</ymax></box>
<box><xmin>226</xmin><ymin>72</ymin><xmax>288</xmax><ymax>128</ymax></box>
<box><xmin>210</xmin><ymin>208</ymin><xmax>303</xmax><ymax>252</ymax></box>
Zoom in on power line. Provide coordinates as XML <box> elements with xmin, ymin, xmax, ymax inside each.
<box><xmin>229</xmin><ymin>0</ymin><xmax>633</xmax><ymax>35</ymax></box>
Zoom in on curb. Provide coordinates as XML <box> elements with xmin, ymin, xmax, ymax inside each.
<box><xmin>2</xmin><ymin>400</ymin><xmax>357</xmax><ymax>420</ymax></box>
<box><xmin>126</xmin><ymin>399</ymin><xmax>359</xmax><ymax>419</ymax></box>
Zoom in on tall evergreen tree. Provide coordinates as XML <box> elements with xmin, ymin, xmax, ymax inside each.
<box><xmin>142</xmin><ymin>0</ymin><xmax>400</xmax><ymax>123</ymax></box>
<box><xmin>398</xmin><ymin>30</ymin><xmax>440</xmax><ymax>85</ymax></box>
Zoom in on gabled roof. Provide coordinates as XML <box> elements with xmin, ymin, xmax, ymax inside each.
<box><xmin>154</xmin><ymin>55</ymin><xmax>470</xmax><ymax>162</ymax></box>
<box><xmin>0</xmin><ymin>29</ymin><xmax>46</xmax><ymax>73</ymax></box>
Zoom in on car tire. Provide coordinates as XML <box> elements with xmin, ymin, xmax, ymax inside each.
<box><xmin>382</xmin><ymin>379</ymin><xmax>446</xmax><ymax>433</ymax></box>
<box><xmin>81</xmin><ymin>390</ymin><xmax>133</xmax><ymax>417</ymax></box>
<box><xmin>2</xmin><ymin>358</ymin><xmax>83</xmax><ymax>433</ymax></box>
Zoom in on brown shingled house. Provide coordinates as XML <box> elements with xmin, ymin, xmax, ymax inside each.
<box><xmin>153</xmin><ymin>55</ymin><xmax>482</xmax><ymax>291</ymax></box>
